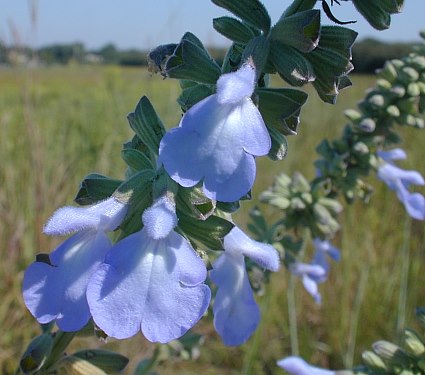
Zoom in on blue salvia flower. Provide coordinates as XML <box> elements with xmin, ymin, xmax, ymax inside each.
<box><xmin>159</xmin><ymin>61</ymin><xmax>271</xmax><ymax>202</ymax></box>
<box><xmin>277</xmin><ymin>356</ymin><xmax>335</xmax><ymax>375</ymax></box>
<box><xmin>86</xmin><ymin>196</ymin><xmax>211</xmax><ymax>343</ymax></box>
<box><xmin>310</xmin><ymin>238</ymin><xmax>340</xmax><ymax>283</ymax></box>
<box><xmin>289</xmin><ymin>262</ymin><xmax>326</xmax><ymax>304</ymax></box>
<box><xmin>22</xmin><ymin>197</ymin><xmax>128</xmax><ymax>331</ymax></box>
<box><xmin>210</xmin><ymin>226</ymin><xmax>279</xmax><ymax>346</ymax></box>
<box><xmin>377</xmin><ymin>148</ymin><xmax>425</xmax><ymax>220</ymax></box>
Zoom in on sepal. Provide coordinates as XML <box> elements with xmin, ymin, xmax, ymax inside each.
<box><xmin>177</xmin><ymin>210</ymin><xmax>234</xmax><ymax>250</ymax></box>
<box><xmin>74</xmin><ymin>174</ymin><xmax>122</xmax><ymax>205</ymax></box>
<box><xmin>19</xmin><ymin>333</ymin><xmax>53</xmax><ymax>374</ymax></box>
<box><xmin>211</xmin><ymin>0</ymin><xmax>271</xmax><ymax>34</ymax></box>
<box><xmin>127</xmin><ymin>96</ymin><xmax>166</xmax><ymax>156</ymax></box>
<box><xmin>72</xmin><ymin>350</ymin><xmax>129</xmax><ymax>373</ymax></box>
<box><xmin>270</xmin><ymin>10</ymin><xmax>320</xmax><ymax>53</ymax></box>
<box><xmin>213</xmin><ymin>16</ymin><xmax>257</xmax><ymax>44</ymax></box>
<box><xmin>165</xmin><ymin>33</ymin><xmax>221</xmax><ymax>84</ymax></box>
<box><xmin>351</xmin><ymin>0</ymin><xmax>404</xmax><ymax>30</ymax></box>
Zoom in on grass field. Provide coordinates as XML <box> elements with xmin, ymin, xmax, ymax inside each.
<box><xmin>0</xmin><ymin>65</ymin><xmax>424</xmax><ymax>374</ymax></box>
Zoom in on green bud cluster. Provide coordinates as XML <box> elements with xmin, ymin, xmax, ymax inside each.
<box><xmin>260</xmin><ymin>171</ymin><xmax>343</xmax><ymax>239</ymax></box>
<box><xmin>351</xmin><ymin>308</ymin><xmax>425</xmax><ymax>375</ymax></box>
<box><xmin>314</xmin><ymin>32</ymin><xmax>425</xmax><ymax>204</ymax></box>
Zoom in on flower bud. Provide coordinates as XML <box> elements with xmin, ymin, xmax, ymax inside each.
<box><xmin>362</xmin><ymin>350</ymin><xmax>388</xmax><ymax>372</ymax></box>
<box><xmin>403</xmin><ymin>329</ymin><xmax>425</xmax><ymax>356</ymax></box>
<box><xmin>359</xmin><ymin>117</ymin><xmax>376</xmax><ymax>132</ymax></box>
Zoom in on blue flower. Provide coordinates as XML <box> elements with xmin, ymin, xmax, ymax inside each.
<box><xmin>311</xmin><ymin>238</ymin><xmax>340</xmax><ymax>283</ymax></box>
<box><xmin>289</xmin><ymin>262</ymin><xmax>326</xmax><ymax>304</ymax></box>
<box><xmin>377</xmin><ymin>148</ymin><xmax>425</xmax><ymax>220</ymax></box>
<box><xmin>277</xmin><ymin>356</ymin><xmax>335</xmax><ymax>375</ymax></box>
<box><xmin>22</xmin><ymin>197</ymin><xmax>128</xmax><ymax>331</ymax></box>
<box><xmin>158</xmin><ymin>62</ymin><xmax>271</xmax><ymax>202</ymax></box>
<box><xmin>210</xmin><ymin>227</ymin><xmax>279</xmax><ymax>346</ymax></box>
<box><xmin>86</xmin><ymin>196</ymin><xmax>211</xmax><ymax>343</ymax></box>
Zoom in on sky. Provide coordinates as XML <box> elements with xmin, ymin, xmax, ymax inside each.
<box><xmin>0</xmin><ymin>1</ymin><xmax>424</xmax><ymax>50</ymax></box>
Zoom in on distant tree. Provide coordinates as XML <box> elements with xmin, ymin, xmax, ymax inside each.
<box><xmin>38</xmin><ymin>43</ymin><xmax>85</xmax><ymax>64</ymax></box>
<box><xmin>352</xmin><ymin>38</ymin><xmax>413</xmax><ymax>74</ymax></box>
<box><xmin>118</xmin><ymin>49</ymin><xmax>147</xmax><ymax>66</ymax></box>
<box><xmin>97</xmin><ymin>43</ymin><xmax>119</xmax><ymax>64</ymax></box>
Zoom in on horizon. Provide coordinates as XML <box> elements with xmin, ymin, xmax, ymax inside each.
<box><xmin>1</xmin><ymin>1</ymin><xmax>424</xmax><ymax>51</ymax></box>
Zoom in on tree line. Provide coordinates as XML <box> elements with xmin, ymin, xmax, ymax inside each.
<box><xmin>0</xmin><ymin>39</ymin><xmax>415</xmax><ymax>74</ymax></box>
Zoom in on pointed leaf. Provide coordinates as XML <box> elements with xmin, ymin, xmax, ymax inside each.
<box><xmin>177</xmin><ymin>83</ymin><xmax>214</xmax><ymax>112</ymax></box>
<box><xmin>213</xmin><ymin>16</ymin><xmax>257</xmax><ymax>44</ymax></box>
<box><xmin>352</xmin><ymin>0</ymin><xmax>402</xmax><ymax>30</ymax></box>
<box><xmin>280</xmin><ymin>0</ymin><xmax>316</xmax><ymax>19</ymax></box>
<box><xmin>212</xmin><ymin>0</ymin><xmax>271</xmax><ymax>33</ymax></box>
<box><xmin>20</xmin><ymin>334</ymin><xmax>53</xmax><ymax>374</ymax></box>
<box><xmin>267</xmin><ymin>125</ymin><xmax>288</xmax><ymax>161</ymax></box>
<box><xmin>115</xmin><ymin>170</ymin><xmax>156</xmax><ymax>237</ymax></box>
<box><xmin>74</xmin><ymin>174</ymin><xmax>122</xmax><ymax>205</ymax></box>
<box><xmin>257</xmin><ymin>87</ymin><xmax>308</xmax><ymax>134</ymax></box>
<box><xmin>166</xmin><ymin>32</ymin><xmax>221</xmax><ymax>84</ymax></box>
<box><xmin>241</xmin><ymin>36</ymin><xmax>270</xmax><ymax>74</ymax></box>
<box><xmin>73</xmin><ymin>350</ymin><xmax>129</xmax><ymax>373</ymax></box>
<box><xmin>127</xmin><ymin>96</ymin><xmax>166</xmax><ymax>156</ymax></box>
<box><xmin>121</xmin><ymin>148</ymin><xmax>155</xmax><ymax>171</ymax></box>
<box><xmin>271</xmin><ymin>10</ymin><xmax>320</xmax><ymax>52</ymax></box>
<box><xmin>270</xmin><ymin>43</ymin><xmax>315</xmax><ymax>86</ymax></box>
<box><xmin>177</xmin><ymin>210</ymin><xmax>234</xmax><ymax>250</ymax></box>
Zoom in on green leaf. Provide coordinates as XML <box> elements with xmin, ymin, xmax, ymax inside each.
<box><xmin>176</xmin><ymin>185</ymin><xmax>216</xmax><ymax>220</ymax></box>
<box><xmin>280</xmin><ymin>0</ymin><xmax>316</xmax><ymax>19</ymax></box>
<box><xmin>221</xmin><ymin>43</ymin><xmax>244</xmax><ymax>73</ymax></box>
<box><xmin>270</xmin><ymin>10</ymin><xmax>320</xmax><ymax>53</ymax></box>
<box><xmin>267</xmin><ymin>125</ymin><xmax>288</xmax><ymax>161</ymax></box>
<box><xmin>213</xmin><ymin>16</ymin><xmax>257</xmax><ymax>44</ymax></box>
<box><xmin>57</xmin><ymin>356</ymin><xmax>107</xmax><ymax>375</ymax></box>
<box><xmin>305</xmin><ymin>26</ymin><xmax>357</xmax><ymax>103</ymax></box>
<box><xmin>269</xmin><ymin>43</ymin><xmax>315</xmax><ymax>86</ymax></box>
<box><xmin>121</xmin><ymin>148</ymin><xmax>155</xmax><ymax>171</ymax></box>
<box><xmin>166</xmin><ymin>32</ymin><xmax>221</xmax><ymax>84</ymax></box>
<box><xmin>20</xmin><ymin>334</ymin><xmax>53</xmax><ymax>374</ymax></box>
<box><xmin>257</xmin><ymin>87</ymin><xmax>308</xmax><ymax>135</ymax></box>
<box><xmin>241</xmin><ymin>36</ymin><xmax>270</xmax><ymax>74</ymax></box>
<box><xmin>177</xmin><ymin>83</ymin><xmax>214</xmax><ymax>112</ymax></box>
<box><xmin>115</xmin><ymin>170</ymin><xmax>156</xmax><ymax>237</ymax></box>
<box><xmin>212</xmin><ymin>0</ymin><xmax>271</xmax><ymax>33</ymax></box>
<box><xmin>73</xmin><ymin>350</ymin><xmax>129</xmax><ymax>373</ymax></box>
<box><xmin>177</xmin><ymin>210</ymin><xmax>234</xmax><ymax>250</ymax></box>
<box><xmin>127</xmin><ymin>96</ymin><xmax>166</xmax><ymax>156</ymax></box>
<box><xmin>74</xmin><ymin>174</ymin><xmax>122</xmax><ymax>205</ymax></box>
<box><xmin>351</xmin><ymin>0</ymin><xmax>402</xmax><ymax>30</ymax></box>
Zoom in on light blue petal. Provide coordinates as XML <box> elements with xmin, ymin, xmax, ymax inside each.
<box><xmin>216</xmin><ymin>63</ymin><xmax>255</xmax><ymax>104</ymax></box>
<box><xmin>159</xmin><ymin>64</ymin><xmax>270</xmax><ymax>202</ymax></box>
<box><xmin>313</xmin><ymin>238</ymin><xmax>341</xmax><ymax>261</ymax></box>
<box><xmin>401</xmin><ymin>190</ymin><xmax>425</xmax><ymax>220</ymax></box>
<box><xmin>223</xmin><ymin>227</ymin><xmax>280</xmax><ymax>271</ymax></box>
<box><xmin>377</xmin><ymin>148</ymin><xmax>406</xmax><ymax>162</ymax></box>
<box><xmin>142</xmin><ymin>196</ymin><xmax>178</xmax><ymax>239</ymax></box>
<box><xmin>44</xmin><ymin>197</ymin><xmax>128</xmax><ymax>236</ymax></box>
<box><xmin>290</xmin><ymin>263</ymin><xmax>325</xmax><ymax>304</ymax></box>
<box><xmin>87</xmin><ymin>229</ymin><xmax>210</xmax><ymax>343</ymax></box>
<box><xmin>210</xmin><ymin>252</ymin><xmax>260</xmax><ymax>346</ymax></box>
<box><xmin>277</xmin><ymin>356</ymin><xmax>335</xmax><ymax>375</ymax></box>
<box><xmin>23</xmin><ymin>230</ymin><xmax>111</xmax><ymax>331</ymax></box>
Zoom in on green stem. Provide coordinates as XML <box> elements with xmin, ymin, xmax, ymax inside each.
<box><xmin>396</xmin><ymin>215</ymin><xmax>411</xmax><ymax>339</ymax></box>
<box><xmin>287</xmin><ymin>273</ymin><xmax>299</xmax><ymax>356</ymax></box>
<box><xmin>344</xmin><ymin>265</ymin><xmax>369</xmax><ymax>368</ymax></box>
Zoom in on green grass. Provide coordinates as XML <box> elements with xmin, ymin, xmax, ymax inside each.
<box><xmin>0</xmin><ymin>66</ymin><xmax>423</xmax><ymax>374</ymax></box>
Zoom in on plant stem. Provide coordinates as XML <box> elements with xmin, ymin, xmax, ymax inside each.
<box><xmin>397</xmin><ymin>215</ymin><xmax>411</xmax><ymax>339</ymax></box>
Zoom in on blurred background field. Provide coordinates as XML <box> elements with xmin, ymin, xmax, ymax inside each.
<box><xmin>0</xmin><ymin>65</ymin><xmax>424</xmax><ymax>374</ymax></box>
